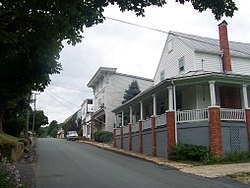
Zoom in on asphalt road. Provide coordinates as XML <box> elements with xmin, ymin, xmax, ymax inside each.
<box><xmin>36</xmin><ymin>138</ymin><xmax>246</xmax><ymax>188</ymax></box>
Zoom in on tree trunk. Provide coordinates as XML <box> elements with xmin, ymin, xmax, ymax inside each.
<box><xmin>0</xmin><ymin>109</ymin><xmax>4</xmax><ymax>133</ymax></box>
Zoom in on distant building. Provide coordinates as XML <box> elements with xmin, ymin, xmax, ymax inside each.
<box><xmin>87</xmin><ymin>67</ymin><xmax>153</xmax><ymax>132</ymax></box>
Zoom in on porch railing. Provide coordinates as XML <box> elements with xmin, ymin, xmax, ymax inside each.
<box><xmin>142</xmin><ymin>119</ymin><xmax>151</xmax><ymax>130</ymax></box>
<box><xmin>155</xmin><ymin>114</ymin><xmax>167</xmax><ymax>127</ymax></box>
<box><xmin>132</xmin><ymin>122</ymin><xmax>139</xmax><ymax>133</ymax></box>
<box><xmin>116</xmin><ymin>127</ymin><xmax>120</xmax><ymax>136</ymax></box>
<box><xmin>123</xmin><ymin>125</ymin><xmax>129</xmax><ymax>134</ymax></box>
<box><xmin>220</xmin><ymin>108</ymin><xmax>246</xmax><ymax>122</ymax></box>
<box><xmin>176</xmin><ymin>108</ymin><xmax>209</xmax><ymax>123</ymax></box>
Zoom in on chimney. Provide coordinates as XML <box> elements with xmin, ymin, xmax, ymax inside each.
<box><xmin>218</xmin><ymin>20</ymin><xmax>232</xmax><ymax>73</ymax></box>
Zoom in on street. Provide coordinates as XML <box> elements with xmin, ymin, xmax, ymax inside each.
<box><xmin>36</xmin><ymin>138</ymin><xmax>245</xmax><ymax>188</ymax></box>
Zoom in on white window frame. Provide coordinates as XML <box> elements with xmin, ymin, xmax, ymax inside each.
<box><xmin>168</xmin><ymin>40</ymin><xmax>173</xmax><ymax>53</ymax></box>
<box><xmin>178</xmin><ymin>56</ymin><xmax>185</xmax><ymax>72</ymax></box>
<box><xmin>160</xmin><ymin>70</ymin><xmax>165</xmax><ymax>81</ymax></box>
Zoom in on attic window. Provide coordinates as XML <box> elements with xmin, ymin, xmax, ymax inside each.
<box><xmin>168</xmin><ymin>40</ymin><xmax>173</xmax><ymax>53</ymax></box>
<box><xmin>160</xmin><ymin>70</ymin><xmax>165</xmax><ymax>81</ymax></box>
<box><xmin>178</xmin><ymin>57</ymin><xmax>185</xmax><ymax>72</ymax></box>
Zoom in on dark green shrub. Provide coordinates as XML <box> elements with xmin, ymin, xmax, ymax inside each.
<box><xmin>173</xmin><ymin>143</ymin><xmax>212</xmax><ymax>162</ymax></box>
<box><xmin>93</xmin><ymin>131</ymin><xmax>113</xmax><ymax>143</ymax></box>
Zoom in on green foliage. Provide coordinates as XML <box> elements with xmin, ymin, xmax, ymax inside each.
<box><xmin>0</xmin><ymin>169</ymin><xmax>15</xmax><ymax>188</ymax></box>
<box><xmin>47</xmin><ymin>120</ymin><xmax>58</xmax><ymax>136</ymax></box>
<box><xmin>29</xmin><ymin>110</ymin><xmax>48</xmax><ymax>133</ymax></box>
<box><xmin>172</xmin><ymin>144</ymin><xmax>212</xmax><ymax>162</ymax></box>
<box><xmin>37</xmin><ymin>126</ymin><xmax>48</xmax><ymax>138</ymax></box>
<box><xmin>50</xmin><ymin>128</ymin><xmax>58</xmax><ymax>138</ymax></box>
<box><xmin>204</xmin><ymin>151</ymin><xmax>250</xmax><ymax>165</ymax></box>
<box><xmin>62</xmin><ymin>112</ymin><xmax>81</xmax><ymax>134</ymax></box>
<box><xmin>78</xmin><ymin>128</ymin><xmax>83</xmax><ymax>137</ymax></box>
<box><xmin>93</xmin><ymin>131</ymin><xmax>113</xmax><ymax>143</ymax></box>
<box><xmin>122</xmin><ymin>80</ymin><xmax>141</xmax><ymax>104</ymax></box>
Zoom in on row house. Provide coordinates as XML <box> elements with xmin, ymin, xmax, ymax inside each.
<box><xmin>113</xmin><ymin>21</ymin><xmax>250</xmax><ymax>157</ymax></box>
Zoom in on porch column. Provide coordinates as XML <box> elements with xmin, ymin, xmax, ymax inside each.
<box><xmin>209</xmin><ymin>107</ymin><xmax>222</xmax><ymax>156</ymax></box>
<box><xmin>129</xmin><ymin>106</ymin><xmax>133</xmax><ymax>123</ymax></box>
<box><xmin>243</xmin><ymin>84</ymin><xmax>249</xmax><ymax>109</ymax></box>
<box><xmin>140</xmin><ymin>101</ymin><xmax>143</xmax><ymax>120</ymax></box>
<box><xmin>167</xmin><ymin>86</ymin><xmax>173</xmax><ymax>111</ymax></box>
<box><xmin>113</xmin><ymin>128</ymin><xmax>116</xmax><ymax>147</ymax></box>
<box><xmin>120</xmin><ymin>126</ymin><xmax>123</xmax><ymax>149</ymax></box>
<box><xmin>152</xmin><ymin>94</ymin><xmax>157</xmax><ymax>116</ymax></box>
<box><xmin>209</xmin><ymin>81</ymin><xmax>216</xmax><ymax>106</ymax></box>
<box><xmin>151</xmin><ymin>116</ymin><xmax>156</xmax><ymax>157</ymax></box>
<box><xmin>167</xmin><ymin>110</ymin><xmax>176</xmax><ymax>159</ymax></box>
<box><xmin>121</xmin><ymin>111</ymin><xmax>124</xmax><ymax>127</ymax></box>
<box><xmin>245</xmin><ymin>109</ymin><xmax>250</xmax><ymax>150</ymax></box>
<box><xmin>128</xmin><ymin>123</ymin><xmax>132</xmax><ymax>151</ymax></box>
<box><xmin>139</xmin><ymin>120</ymin><xmax>143</xmax><ymax>153</ymax></box>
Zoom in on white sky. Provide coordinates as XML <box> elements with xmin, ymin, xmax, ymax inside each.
<box><xmin>36</xmin><ymin>0</ymin><xmax>250</xmax><ymax>124</ymax></box>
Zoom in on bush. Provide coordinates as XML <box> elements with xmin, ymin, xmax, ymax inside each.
<box><xmin>172</xmin><ymin>143</ymin><xmax>212</xmax><ymax>162</ymax></box>
<box><xmin>93</xmin><ymin>131</ymin><xmax>113</xmax><ymax>143</ymax></box>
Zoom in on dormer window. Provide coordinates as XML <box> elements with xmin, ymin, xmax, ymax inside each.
<box><xmin>168</xmin><ymin>40</ymin><xmax>173</xmax><ymax>53</ymax></box>
<box><xmin>178</xmin><ymin>56</ymin><xmax>185</xmax><ymax>72</ymax></box>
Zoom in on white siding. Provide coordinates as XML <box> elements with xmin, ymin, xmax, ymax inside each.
<box><xmin>231</xmin><ymin>57</ymin><xmax>250</xmax><ymax>76</ymax></box>
<box><xmin>94</xmin><ymin>74</ymin><xmax>153</xmax><ymax>131</ymax></box>
<box><xmin>194</xmin><ymin>52</ymin><xmax>222</xmax><ymax>72</ymax></box>
<box><xmin>154</xmin><ymin>35</ymin><xmax>195</xmax><ymax>85</ymax></box>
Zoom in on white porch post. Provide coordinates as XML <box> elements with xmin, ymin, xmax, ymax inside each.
<box><xmin>129</xmin><ymin>106</ymin><xmax>133</xmax><ymax>123</ymax></box>
<box><xmin>209</xmin><ymin>81</ymin><xmax>216</xmax><ymax>106</ymax></box>
<box><xmin>152</xmin><ymin>94</ymin><xmax>157</xmax><ymax>116</ymax></box>
<box><xmin>167</xmin><ymin>86</ymin><xmax>173</xmax><ymax>111</ymax></box>
<box><xmin>121</xmin><ymin>111</ymin><xmax>124</xmax><ymax>127</ymax></box>
<box><xmin>140</xmin><ymin>101</ymin><xmax>143</xmax><ymax>120</ymax></box>
<box><xmin>243</xmin><ymin>84</ymin><xmax>249</xmax><ymax>109</ymax></box>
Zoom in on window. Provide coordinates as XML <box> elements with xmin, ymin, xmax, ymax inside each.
<box><xmin>160</xmin><ymin>70</ymin><xmax>165</xmax><ymax>81</ymax></box>
<box><xmin>168</xmin><ymin>40</ymin><xmax>173</xmax><ymax>53</ymax></box>
<box><xmin>178</xmin><ymin>57</ymin><xmax>185</xmax><ymax>72</ymax></box>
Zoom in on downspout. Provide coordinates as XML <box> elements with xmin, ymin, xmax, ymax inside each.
<box><xmin>172</xmin><ymin>80</ymin><xmax>178</xmax><ymax>144</ymax></box>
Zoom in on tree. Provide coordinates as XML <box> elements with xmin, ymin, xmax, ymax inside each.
<box><xmin>29</xmin><ymin>110</ymin><xmax>48</xmax><ymax>133</ymax></box>
<box><xmin>47</xmin><ymin>120</ymin><xmax>58</xmax><ymax>136</ymax></box>
<box><xmin>0</xmin><ymin>0</ymin><xmax>238</xmax><ymax>132</ymax></box>
<box><xmin>122</xmin><ymin>80</ymin><xmax>141</xmax><ymax>104</ymax></box>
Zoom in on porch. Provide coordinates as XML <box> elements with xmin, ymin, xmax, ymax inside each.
<box><xmin>112</xmin><ymin>72</ymin><xmax>250</xmax><ymax>158</ymax></box>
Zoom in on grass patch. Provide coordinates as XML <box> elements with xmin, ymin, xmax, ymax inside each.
<box><xmin>229</xmin><ymin>172</ymin><xmax>250</xmax><ymax>185</ymax></box>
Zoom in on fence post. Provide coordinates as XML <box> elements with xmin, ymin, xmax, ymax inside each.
<box><xmin>120</xmin><ymin>126</ymin><xmax>123</xmax><ymax>149</ymax></box>
<box><xmin>139</xmin><ymin>120</ymin><xmax>143</xmax><ymax>153</ymax></box>
<box><xmin>167</xmin><ymin>110</ymin><xmax>176</xmax><ymax>159</ymax></box>
<box><xmin>151</xmin><ymin>116</ymin><xmax>156</xmax><ymax>157</ymax></box>
<box><xmin>209</xmin><ymin>106</ymin><xmax>222</xmax><ymax>156</ymax></box>
<box><xmin>113</xmin><ymin>128</ymin><xmax>116</xmax><ymax>147</ymax></box>
<box><xmin>245</xmin><ymin>109</ymin><xmax>250</xmax><ymax>150</ymax></box>
<box><xmin>128</xmin><ymin>123</ymin><xmax>132</xmax><ymax>151</ymax></box>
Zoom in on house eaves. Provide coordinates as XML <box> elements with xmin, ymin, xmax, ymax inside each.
<box><xmin>87</xmin><ymin>67</ymin><xmax>117</xmax><ymax>88</ymax></box>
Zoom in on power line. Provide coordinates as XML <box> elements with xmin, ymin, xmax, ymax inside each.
<box><xmin>106</xmin><ymin>17</ymin><xmax>250</xmax><ymax>57</ymax></box>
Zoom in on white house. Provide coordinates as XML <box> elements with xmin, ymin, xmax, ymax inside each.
<box><xmin>87</xmin><ymin>67</ymin><xmax>154</xmax><ymax>132</ymax></box>
<box><xmin>113</xmin><ymin>21</ymin><xmax>250</xmax><ymax>157</ymax></box>
<box><xmin>81</xmin><ymin>99</ymin><xmax>94</xmax><ymax>138</ymax></box>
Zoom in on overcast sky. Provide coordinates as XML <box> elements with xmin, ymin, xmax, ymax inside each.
<box><xmin>36</xmin><ymin>0</ymin><xmax>250</xmax><ymax>124</ymax></box>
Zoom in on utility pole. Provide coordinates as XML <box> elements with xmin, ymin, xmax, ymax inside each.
<box><xmin>32</xmin><ymin>92</ymin><xmax>39</xmax><ymax>137</ymax></box>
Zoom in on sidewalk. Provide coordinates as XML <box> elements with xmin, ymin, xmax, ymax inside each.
<box><xmin>79</xmin><ymin>140</ymin><xmax>250</xmax><ymax>178</ymax></box>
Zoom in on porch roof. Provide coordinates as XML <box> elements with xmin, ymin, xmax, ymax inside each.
<box><xmin>112</xmin><ymin>70</ymin><xmax>250</xmax><ymax>113</ymax></box>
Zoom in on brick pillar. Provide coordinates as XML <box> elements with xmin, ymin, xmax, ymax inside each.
<box><xmin>113</xmin><ymin>128</ymin><xmax>116</xmax><ymax>147</ymax></box>
<box><xmin>167</xmin><ymin>111</ymin><xmax>176</xmax><ymax>159</ymax></box>
<box><xmin>128</xmin><ymin>123</ymin><xmax>132</xmax><ymax>151</ymax></box>
<box><xmin>139</xmin><ymin>120</ymin><xmax>143</xmax><ymax>153</ymax></box>
<box><xmin>120</xmin><ymin>126</ymin><xmax>123</xmax><ymax>149</ymax></box>
<box><xmin>245</xmin><ymin>109</ymin><xmax>250</xmax><ymax>150</ymax></box>
<box><xmin>151</xmin><ymin>116</ymin><xmax>156</xmax><ymax>157</ymax></box>
<box><xmin>209</xmin><ymin>107</ymin><xmax>222</xmax><ymax>156</ymax></box>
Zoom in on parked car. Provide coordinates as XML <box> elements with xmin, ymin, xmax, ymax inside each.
<box><xmin>66</xmin><ymin>131</ymin><xmax>79</xmax><ymax>141</ymax></box>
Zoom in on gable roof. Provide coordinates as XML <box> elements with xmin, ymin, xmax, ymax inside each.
<box><xmin>170</xmin><ymin>31</ymin><xmax>250</xmax><ymax>58</ymax></box>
